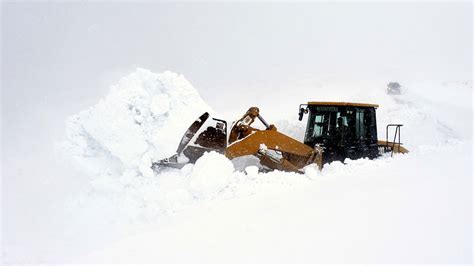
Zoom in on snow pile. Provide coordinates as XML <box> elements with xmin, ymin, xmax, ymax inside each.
<box><xmin>62</xmin><ymin>70</ymin><xmax>472</xmax><ymax>223</ymax></box>
<box><xmin>58</xmin><ymin>70</ymin><xmax>472</xmax><ymax>263</ymax></box>
<box><xmin>64</xmin><ymin>68</ymin><xmax>212</xmax><ymax>177</ymax></box>
<box><xmin>89</xmin><ymin>141</ymin><xmax>471</xmax><ymax>263</ymax></box>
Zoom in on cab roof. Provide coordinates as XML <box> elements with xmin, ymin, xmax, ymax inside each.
<box><xmin>307</xmin><ymin>101</ymin><xmax>379</xmax><ymax>108</ymax></box>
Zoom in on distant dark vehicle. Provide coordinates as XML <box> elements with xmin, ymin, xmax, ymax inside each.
<box><xmin>387</xmin><ymin>82</ymin><xmax>401</xmax><ymax>95</ymax></box>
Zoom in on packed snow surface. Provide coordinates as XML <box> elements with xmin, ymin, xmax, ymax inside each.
<box><xmin>4</xmin><ymin>69</ymin><xmax>472</xmax><ymax>263</ymax></box>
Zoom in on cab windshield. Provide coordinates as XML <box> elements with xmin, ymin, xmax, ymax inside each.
<box><xmin>304</xmin><ymin>105</ymin><xmax>377</xmax><ymax>145</ymax></box>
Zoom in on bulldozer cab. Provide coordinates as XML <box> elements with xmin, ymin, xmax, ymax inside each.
<box><xmin>301</xmin><ymin>102</ymin><xmax>379</xmax><ymax>164</ymax></box>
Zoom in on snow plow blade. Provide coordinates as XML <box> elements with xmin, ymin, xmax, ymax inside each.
<box><xmin>151</xmin><ymin>112</ymin><xmax>228</xmax><ymax>171</ymax></box>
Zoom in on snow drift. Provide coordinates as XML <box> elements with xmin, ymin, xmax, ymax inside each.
<box><xmin>53</xmin><ymin>68</ymin><xmax>472</xmax><ymax>263</ymax></box>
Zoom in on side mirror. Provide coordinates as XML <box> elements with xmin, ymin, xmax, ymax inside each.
<box><xmin>298</xmin><ymin>104</ymin><xmax>308</xmax><ymax>121</ymax></box>
<box><xmin>298</xmin><ymin>108</ymin><xmax>304</xmax><ymax>121</ymax></box>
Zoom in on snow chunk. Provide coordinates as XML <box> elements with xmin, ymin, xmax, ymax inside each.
<box><xmin>188</xmin><ymin>152</ymin><xmax>234</xmax><ymax>199</ymax></box>
<box><xmin>245</xmin><ymin>165</ymin><xmax>259</xmax><ymax>179</ymax></box>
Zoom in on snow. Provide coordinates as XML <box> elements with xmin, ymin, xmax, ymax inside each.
<box><xmin>3</xmin><ymin>68</ymin><xmax>472</xmax><ymax>263</ymax></box>
<box><xmin>188</xmin><ymin>152</ymin><xmax>235</xmax><ymax>199</ymax></box>
<box><xmin>63</xmin><ymin>68</ymin><xmax>212</xmax><ymax>177</ymax></box>
<box><xmin>88</xmin><ymin>142</ymin><xmax>471</xmax><ymax>263</ymax></box>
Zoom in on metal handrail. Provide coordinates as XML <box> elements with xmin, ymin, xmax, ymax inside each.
<box><xmin>386</xmin><ymin>124</ymin><xmax>403</xmax><ymax>156</ymax></box>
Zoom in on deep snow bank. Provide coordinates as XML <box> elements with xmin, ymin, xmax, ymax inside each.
<box><xmin>60</xmin><ymin>69</ymin><xmax>472</xmax><ymax>263</ymax></box>
<box><xmin>89</xmin><ymin>141</ymin><xmax>472</xmax><ymax>263</ymax></box>
<box><xmin>63</xmin><ymin>68</ymin><xmax>212</xmax><ymax>178</ymax></box>
<box><xmin>63</xmin><ymin>70</ymin><xmax>472</xmax><ymax>222</ymax></box>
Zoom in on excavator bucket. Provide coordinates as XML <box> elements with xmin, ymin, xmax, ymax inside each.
<box><xmin>151</xmin><ymin>112</ymin><xmax>227</xmax><ymax>171</ymax></box>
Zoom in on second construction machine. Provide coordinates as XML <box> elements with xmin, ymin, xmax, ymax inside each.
<box><xmin>153</xmin><ymin>102</ymin><xmax>408</xmax><ymax>173</ymax></box>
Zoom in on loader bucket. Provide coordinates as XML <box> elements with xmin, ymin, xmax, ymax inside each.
<box><xmin>176</xmin><ymin>112</ymin><xmax>210</xmax><ymax>154</ymax></box>
<box><xmin>152</xmin><ymin>112</ymin><xmax>227</xmax><ymax>171</ymax></box>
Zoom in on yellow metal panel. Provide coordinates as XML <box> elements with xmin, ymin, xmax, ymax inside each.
<box><xmin>377</xmin><ymin>140</ymin><xmax>409</xmax><ymax>154</ymax></box>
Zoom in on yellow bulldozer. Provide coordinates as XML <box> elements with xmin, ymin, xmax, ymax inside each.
<box><xmin>152</xmin><ymin>102</ymin><xmax>408</xmax><ymax>173</ymax></box>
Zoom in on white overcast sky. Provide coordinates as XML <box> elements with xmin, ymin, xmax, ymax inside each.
<box><xmin>1</xmin><ymin>1</ymin><xmax>472</xmax><ymax>152</ymax></box>
<box><xmin>1</xmin><ymin>3</ymin><xmax>472</xmax><ymax>263</ymax></box>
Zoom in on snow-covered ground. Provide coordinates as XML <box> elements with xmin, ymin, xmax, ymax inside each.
<box><xmin>3</xmin><ymin>69</ymin><xmax>472</xmax><ymax>263</ymax></box>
